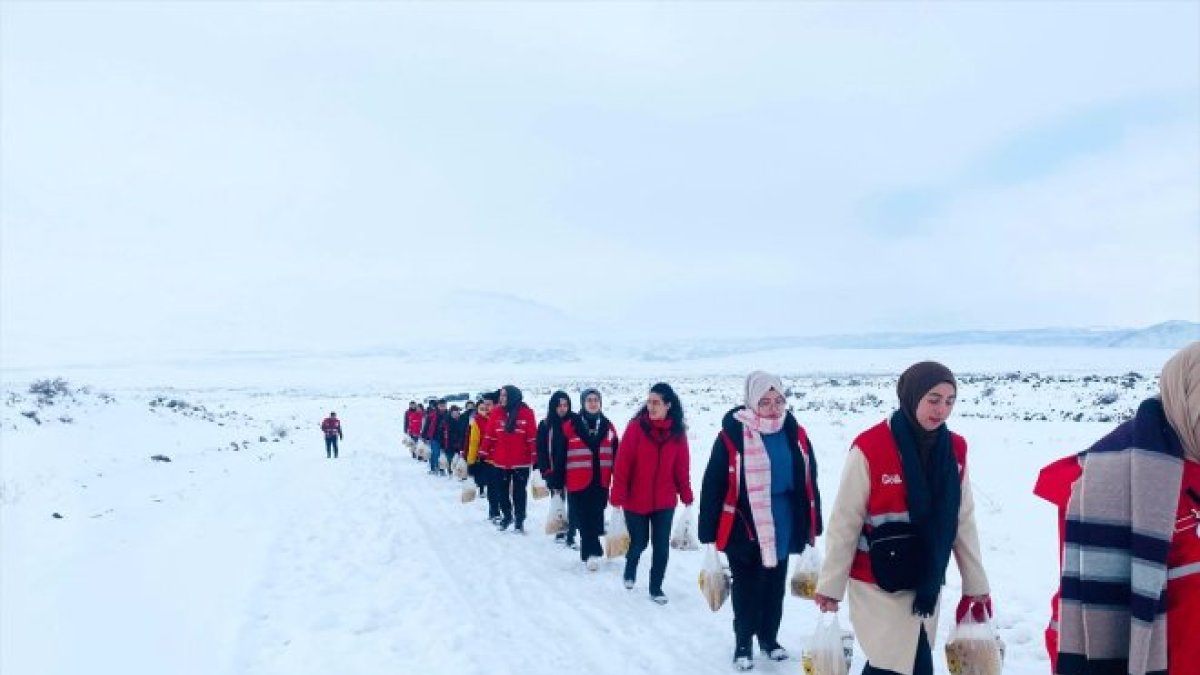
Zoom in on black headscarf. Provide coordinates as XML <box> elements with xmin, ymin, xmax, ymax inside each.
<box><xmin>892</xmin><ymin>361</ymin><xmax>961</xmax><ymax>617</ymax></box>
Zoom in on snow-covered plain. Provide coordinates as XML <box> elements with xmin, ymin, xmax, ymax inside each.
<box><xmin>0</xmin><ymin>346</ymin><xmax>1178</xmax><ymax>675</ymax></box>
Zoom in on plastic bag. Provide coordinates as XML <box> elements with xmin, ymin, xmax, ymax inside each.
<box><xmin>670</xmin><ymin>505</ymin><xmax>701</xmax><ymax>550</ymax></box>
<box><xmin>604</xmin><ymin>507</ymin><xmax>631</xmax><ymax>559</ymax></box>
<box><xmin>460</xmin><ymin>485</ymin><xmax>477</xmax><ymax>504</ymax></box>
<box><xmin>530</xmin><ymin>471</ymin><xmax>551</xmax><ymax>500</ymax></box>
<box><xmin>945</xmin><ymin>603</ymin><xmax>1003</xmax><ymax>675</ymax></box>
<box><xmin>545</xmin><ymin>492</ymin><xmax>568</xmax><ymax>535</ymax></box>
<box><xmin>790</xmin><ymin>545</ymin><xmax>822</xmax><ymax>598</ymax></box>
<box><xmin>451</xmin><ymin>455</ymin><xmax>469</xmax><ymax>480</ymax></box>
<box><xmin>697</xmin><ymin>544</ymin><xmax>730</xmax><ymax>612</ymax></box>
<box><xmin>438</xmin><ymin>453</ymin><xmax>449</xmax><ymax>472</ymax></box>
<box><xmin>802</xmin><ymin>614</ymin><xmax>852</xmax><ymax>675</ymax></box>
<box><xmin>416</xmin><ymin>442</ymin><xmax>429</xmax><ymax>461</ymax></box>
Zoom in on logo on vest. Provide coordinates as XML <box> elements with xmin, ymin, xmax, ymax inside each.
<box><xmin>881</xmin><ymin>473</ymin><xmax>904</xmax><ymax>485</ymax></box>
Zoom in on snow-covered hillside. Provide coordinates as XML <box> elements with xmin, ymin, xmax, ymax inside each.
<box><xmin>1</xmin><ymin>348</ymin><xmax>1178</xmax><ymax>675</ymax></box>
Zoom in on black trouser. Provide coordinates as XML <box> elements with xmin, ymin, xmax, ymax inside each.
<box><xmin>566</xmin><ymin>493</ymin><xmax>579</xmax><ymax>542</ymax></box>
<box><xmin>623</xmin><ymin>508</ymin><xmax>674</xmax><ymax>595</ymax></box>
<box><xmin>862</xmin><ymin>626</ymin><xmax>932</xmax><ymax>675</ymax></box>
<box><xmin>728</xmin><ymin>550</ymin><xmax>789</xmax><ymax>650</ymax></box>
<box><xmin>494</xmin><ymin>467</ymin><xmax>530</xmax><ymax>525</ymax></box>
<box><xmin>325</xmin><ymin>436</ymin><xmax>339</xmax><ymax>458</ymax></box>
<box><xmin>568</xmin><ymin>485</ymin><xmax>608</xmax><ymax>561</ymax></box>
<box><xmin>480</xmin><ymin>464</ymin><xmax>500</xmax><ymax>518</ymax></box>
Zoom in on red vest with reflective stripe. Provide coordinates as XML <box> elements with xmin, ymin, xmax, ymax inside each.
<box><xmin>715</xmin><ymin>425</ymin><xmax>817</xmax><ymax>552</ymax></box>
<box><xmin>849</xmin><ymin>420</ymin><xmax>968</xmax><ymax>585</ymax></box>
<box><xmin>563</xmin><ymin>420</ymin><xmax>618</xmax><ymax>492</ymax></box>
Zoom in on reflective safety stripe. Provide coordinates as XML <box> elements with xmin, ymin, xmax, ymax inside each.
<box><xmin>566</xmin><ymin>449</ymin><xmax>592</xmax><ymax>459</ymax></box>
<box><xmin>1168</xmin><ymin>561</ymin><xmax>1200</xmax><ymax>581</ymax></box>
<box><xmin>866</xmin><ymin>511</ymin><xmax>911</xmax><ymax>527</ymax></box>
<box><xmin>565</xmin><ymin>461</ymin><xmax>591</xmax><ymax>470</ymax></box>
<box><xmin>857</xmin><ymin>536</ymin><xmax>870</xmax><ymax>553</ymax></box>
<box><xmin>598</xmin><ymin>460</ymin><xmax>613</xmax><ymax>467</ymax></box>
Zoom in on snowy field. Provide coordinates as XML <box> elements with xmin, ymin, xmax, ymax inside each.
<box><xmin>0</xmin><ymin>346</ymin><xmax>1178</xmax><ymax>675</ymax></box>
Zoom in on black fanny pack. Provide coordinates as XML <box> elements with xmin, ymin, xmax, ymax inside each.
<box><xmin>868</xmin><ymin>521</ymin><xmax>924</xmax><ymax>592</ymax></box>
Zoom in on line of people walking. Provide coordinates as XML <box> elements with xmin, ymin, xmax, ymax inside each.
<box><xmin>374</xmin><ymin>340</ymin><xmax>1199</xmax><ymax>674</ymax></box>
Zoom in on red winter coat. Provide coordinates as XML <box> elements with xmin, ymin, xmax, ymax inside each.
<box><xmin>405</xmin><ymin>410</ymin><xmax>423</xmax><ymax>437</ymax></box>
<box><xmin>609</xmin><ymin>414</ymin><xmax>694</xmax><ymax>515</ymax></box>
<box><xmin>480</xmin><ymin>404</ymin><xmax>537</xmax><ymax>469</ymax></box>
<box><xmin>1033</xmin><ymin>454</ymin><xmax>1082</xmax><ymax>673</ymax></box>
<box><xmin>321</xmin><ymin>417</ymin><xmax>342</xmax><ymax>439</ymax></box>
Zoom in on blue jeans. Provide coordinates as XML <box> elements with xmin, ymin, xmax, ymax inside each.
<box><xmin>428</xmin><ymin>439</ymin><xmax>443</xmax><ymax>473</ymax></box>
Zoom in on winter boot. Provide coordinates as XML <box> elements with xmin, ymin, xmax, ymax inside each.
<box><xmin>733</xmin><ymin>643</ymin><xmax>754</xmax><ymax>671</ymax></box>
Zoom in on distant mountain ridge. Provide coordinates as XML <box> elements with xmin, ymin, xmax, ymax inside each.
<box><xmin>361</xmin><ymin>321</ymin><xmax>1200</xmax><ymax>365</ymax></box>
<box><xmin>795</xmin><ymin>320</ymin><xmax>1199</xmax><ymax>350</ymax></box>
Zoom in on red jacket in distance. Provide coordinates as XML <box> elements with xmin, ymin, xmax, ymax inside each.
<box><xmin>480</xmin><ymin>403</ymin><xmax>537</xmax><ymax>469</ymax></box>
<box><xmin>321</xmin><ymin>417</ymin><xmax>343</xmax><ymax>439</ymax></box>
<box><xmin>610</xmin><ymin>413</ymin><xmax>694</xmax><ymax>515</ymax></box>
<box><xmin>405</xmin><ymin>410</ymin><xmax>423</xmax><ymax>437</ymax></box>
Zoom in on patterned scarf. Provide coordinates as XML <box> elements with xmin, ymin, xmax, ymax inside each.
<box><xmin>733</xmin><ymin>408</ymin><xmax>784</xmax><ymax>568</ymax></box>
<box><xmin>1058</xmin><ymin>398</ymin><xmax>1183</xmax><ymax>675</ymax></box>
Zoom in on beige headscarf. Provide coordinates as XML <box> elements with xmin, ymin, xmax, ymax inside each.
<box><xmin>744</xmin><ymin>370</ymin><xmax>785</xmax><ymax>409</ymax></box>
<box><xmin>1160</xmin><ymin>341</ymin><xmax>1200</xmax><ymax>463</ymax></box>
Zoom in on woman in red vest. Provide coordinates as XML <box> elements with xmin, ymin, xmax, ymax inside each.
<box><xmin>699</xmin><ymin>370</ymin><xmax>823</xmax><ymax>671</ymax></box>
<box><xmin>555</xmin><ymin>387</ymin><xmax>620</xmax><ymax>570</ymax></box>
<box><xmin>814</xmin><ymin>362</ymin><xmax>990</xmax><ymax>675</ymax></box>
<box><xmin>479</xmin><ymin>385</ymin><xmax>538</xmax><ymax>533</ymax></box>
<box><xmin>610</xmin><ymin>382</ymin><xmax>694</xmax><ymax>604</ymax></box>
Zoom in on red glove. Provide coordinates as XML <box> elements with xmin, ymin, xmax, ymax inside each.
<box><xmin>955</xmin><ymin>595</ymin><xmax>993</xmax><ymax>623</ymax></box>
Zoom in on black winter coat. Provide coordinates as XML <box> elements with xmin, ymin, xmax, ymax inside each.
<box><xmin>698</xmin><ymin>407</ymin><xmax>824</xmax><ymax>563</ymax></box>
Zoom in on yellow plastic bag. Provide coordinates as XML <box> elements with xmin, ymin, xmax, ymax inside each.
<box><xmin>604</xmin><ymin>507</ymin><xmax>631</xmax><ymax>559</ymax></box>
<box><xmin>790</xmin><ymin>545</ymin><xmax>822</xmax><ymax>599</ymax></box>
<box><xmin>944</xmin><ymin>604</ymin><xmax>1003</xmax><ymax>675</ymax></box>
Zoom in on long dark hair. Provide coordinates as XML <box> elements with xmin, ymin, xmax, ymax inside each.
<box><xmin>637</xmin><ymin>382</ymin><xmax>686</xmax><ymax>438</ymax></box>
<box><xmin>501</xmin><ymin>385</ymin><xmax>523</xmax><ymax>432</ymax></box>
<box><xmin>546</xmin><ymin>391</ymin><xmax>572</xmax><ymax>430</ymax></box>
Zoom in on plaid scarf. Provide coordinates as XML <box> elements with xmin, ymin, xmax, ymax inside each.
<box><xmin>733</xmin><ymin>408</ymin><xmax>784</xmax><ymax>568</ymax></box>
<box><xmin>1058</xmin><ymin>397</ymin><xmax>1184</xmax><ymax>675</ymax></box>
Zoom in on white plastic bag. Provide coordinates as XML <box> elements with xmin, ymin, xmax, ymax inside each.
<box><xmin>438</xmin><ymin>453</ymin><xmax>449</xmax><ymax>472</ymax></box>
<box><xmin>802</xmin><ymin>614</ymin><xmax>851</xmax><ymax>675</ymax></box>
<box><xmin>451</xmin><ymin>455</ymin><xmax>469</xmax><ymax>480</ymax></box>
<box><xmin>697</xmin><ymin>544</ymin><xmax>730</xmax><ymax>612</ymax></box>
<box><xmin>945</xmin><ymin>604</ymin><xmax>1003</xmax><ymax>675</ymax></box>
<box><xmin>545</xmin><ymin>492</ymin><xmax>568</xmax><ymax>535</ymax></box>
<box><xmin>416</xmin><ymin>441</ymin><xmax>429</xmax><ymax>461</ymax></box>
<box><xmin>530</xmin><ymin>471</ymin><xmax>550</xmax><ymax>500</ymax></box>
<box><xmin>460</xmin><ymin>485</ymin><xmax>477</xmax><ymax>504</ymax></box>
<box><xmin>670</xmin><ymin>505</ymin><xmax>701</xmax><ymax>550</ymax></box>
<box><xmin>790</xmin><ymin>545</ymin><xmax>822</xmax><ymax>598</ymax></box>
<box><xmin>604</xmin><ymin>507</ymin><xmax>630</xmax><ymax>559</ymax></box>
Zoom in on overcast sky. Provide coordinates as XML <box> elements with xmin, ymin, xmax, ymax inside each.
<box><xmin>2</xmin><ymin>1</ymin><xmax>1198</xmax><ymax>363</ymax></box>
